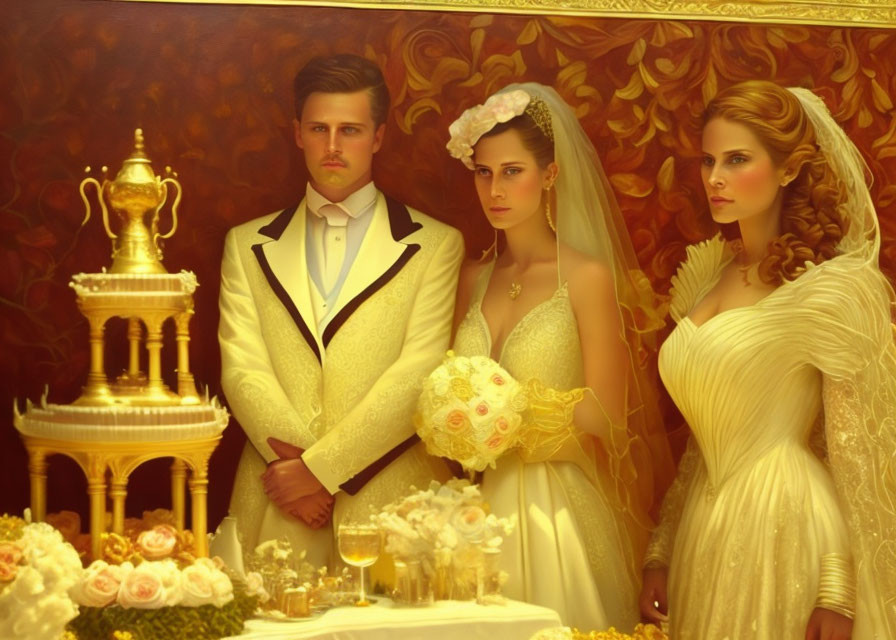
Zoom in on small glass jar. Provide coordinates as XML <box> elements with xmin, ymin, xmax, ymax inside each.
<box><xmin>392</xmin><ymin>557</ymin><xmax>432</xmax><ymax>606</ymax></box>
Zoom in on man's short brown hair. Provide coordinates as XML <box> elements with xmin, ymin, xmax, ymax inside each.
<box><xmin>293</xmin><ymin>54</ymin><xmax>390</xmax><ymax>127</ymax></box>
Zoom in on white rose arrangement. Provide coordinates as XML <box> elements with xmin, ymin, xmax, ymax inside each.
<box><xmin>58</xmin><ymin>509</ymin><xmax>259</xmax><ymax>640</ymax></box>
<box><xmin>67</xmin><ymin>553</ymin><xmax>258</xmax><ymax>639</ymax></box>
<box><xmin>415</xmin><ymin>352</ymin><xmax>528</xmax><ymax>472</ymax></box>
<box><xmin>71</xmin><ymin>556</ymin><xmax>234</xmax><ymax>611</ymax></box>
<box><xmin>0</xmin><ymin>515</ymin><xmax>82</xmax><ymax>640</ymax></box>
<box><xmin>373</xmin><ymin>480</ymin><xmax>515</xmax><ymax>600</ymax></box>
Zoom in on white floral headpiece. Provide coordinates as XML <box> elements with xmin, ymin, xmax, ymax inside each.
<box><xmin>446</xmin><ymin>89</ymin><xmax>553</xmax><ymax>170</ymax></box>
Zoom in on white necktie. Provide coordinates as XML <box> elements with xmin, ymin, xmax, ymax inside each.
<box><xmin>317</xmin><ymin>203</ymin><xmax>350</xmax><ymax>292</ymax></box>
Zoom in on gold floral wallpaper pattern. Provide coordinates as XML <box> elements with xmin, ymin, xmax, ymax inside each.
<box><xmin>2</xmin><ymin>0</ymin><xmax>895</xmax><ymax>527</ymax></box>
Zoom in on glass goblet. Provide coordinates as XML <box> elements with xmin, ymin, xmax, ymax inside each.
<box><xmin>337</xmin><ymin>523</ymin><xmax>382</xmax><ymax>606</ymax></box>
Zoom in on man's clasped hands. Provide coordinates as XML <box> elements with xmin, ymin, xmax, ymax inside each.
<box><xmin>262</xmin><ymin>437</ymin><xmax>334</xmax><ymax>529</ymax></box>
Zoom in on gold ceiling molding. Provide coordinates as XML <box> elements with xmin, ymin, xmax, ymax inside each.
<box><xmin>111</xmin><ymin>0</ymin><xmax>896</xmax><ymax>28</ymax></box>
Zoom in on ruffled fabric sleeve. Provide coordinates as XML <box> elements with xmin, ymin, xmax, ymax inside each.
<box><xmin>789</xmin><ymin>257</ymin><xmax>896</xmax><ymax>633</ymax></box>
<box><xmin>667</xmin><ymin>234</ymin><xmax>730</xmax><ymax>324</ymax></box>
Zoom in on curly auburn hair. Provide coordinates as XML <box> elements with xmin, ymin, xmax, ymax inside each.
<box><xmin>703</xmin><ymin>80</ymin><xmax>849</xmax><ymax>285</ymax></box>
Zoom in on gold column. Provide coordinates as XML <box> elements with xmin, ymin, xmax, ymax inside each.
<box><xmin>85</xmin><ymin>315</ymin><xmax>110</xmax><ymax>401</ymax></box>
<box><xmin>110</xmin><ymin>474</ymin><xmax>127</xmax><ymax>535</ymax></box>
<box><xmin>174</xmin><ymin>311</ymin><xmax>199</xmax><ymax>402</ymax></box>
<box><xmin>189</xmin><ymin>464</ymin><xmax>209</xmax><ymax>557</ymax></box>
<box><xmin>27</xmin><ymin>449</ymin><xmax>47</xmax><ymax>522</ymax></box>
<box><xmin>127</xmin><ymin>317</ymin><xmax>142</xmax><ymax>377</ymax></box>
<box><xmin>171</xmin><ymin>458</ymin><xmax>187</xmax><ymax>531</ymax></box>
<box><xmin>87</xmin><ymin>456</ymin><xmax>107</xmax><ymax>560</ymax></box>
<box><xmin>145</xmin><ymin>316</ymin><xmax>164</xmax><ymax>397</ymax></box>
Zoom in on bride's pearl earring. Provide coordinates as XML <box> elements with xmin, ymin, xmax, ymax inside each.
<box><xmin>544</xmin><ymin>187</ymin><xmax>556</xmax><ymax>233</ymax></box>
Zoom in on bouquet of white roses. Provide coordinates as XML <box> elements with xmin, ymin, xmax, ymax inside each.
<box><xmin>0</xmin><ymin>514</ymin><xmax>82</xmax><ymax>640</ymax></box>
<box><xmin>415</xmin><ymin>352</ymin><xmax>528</xmax><ymax>471</ymax></box>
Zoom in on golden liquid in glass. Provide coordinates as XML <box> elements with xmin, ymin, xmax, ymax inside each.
<box><xmin>338</xmin><ymin>526</ymin><xmax>381</xmax><ymax>568</ymax></box>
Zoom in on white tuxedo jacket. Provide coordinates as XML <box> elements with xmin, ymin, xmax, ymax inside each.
<box><xmin>219</xmin><ymin>190</ymin><xmax>464</xmax><ymax>562</ymax></box>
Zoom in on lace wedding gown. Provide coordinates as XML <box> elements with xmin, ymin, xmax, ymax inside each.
<box><xmin>652</xmin><ymin>236</ymin><xmax>892</xmax><ymax>639</ymax></box>
<box><xmin>452</xmin><ymin>261</ymin><xmax>640</xmax><ymax>632</ymax></box>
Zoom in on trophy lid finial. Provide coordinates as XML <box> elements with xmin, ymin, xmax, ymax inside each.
<box><xmin>129</xmin><ymin>128</ymin><xmax>149</xmax><ymax>163</ymax></box>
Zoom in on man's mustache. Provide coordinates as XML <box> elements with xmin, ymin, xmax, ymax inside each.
<box><xmin>322</xmin><ymin>155</ymin><xmax>346</xmax><ymax>167</ymax></box>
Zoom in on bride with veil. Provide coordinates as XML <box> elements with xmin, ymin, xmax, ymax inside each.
<box><xmin>444</xmin><ymin>82</ymin><xmax>674</xmax><ymax>631</ymax></box>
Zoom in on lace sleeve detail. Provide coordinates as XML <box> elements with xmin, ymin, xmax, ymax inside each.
<box><xmin>823</xmin><ymin>372</ymin><xmax>896</xmax><ymax>633</ymax></box>
<box><xmin>643</xmin><ymin>435</ymin><xmax>705</xmax><ymax>568</ymax></box>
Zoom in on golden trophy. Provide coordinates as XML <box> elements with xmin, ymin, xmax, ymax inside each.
<box><xmin>14</xmin><ymin>129</ymin><xmax>228</xmax><ymax>559</ymax></box>
<box><xmin>75</xmin><ymin>128</ymin><xmax>196</xmax><ymax>406</ymax></box>
<box><xmin>80</xmin><ymin>128</ymin><xmax>180</xmax><ymax>275</ymax></box>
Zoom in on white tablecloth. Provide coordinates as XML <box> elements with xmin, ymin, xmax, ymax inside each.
<box><xmin>230</xmin><ymin>598</ymin><xmax>563</xmax><ymax>640</ymax></box>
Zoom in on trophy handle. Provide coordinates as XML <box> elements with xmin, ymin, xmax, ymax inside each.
<box><xmin>79</xmin><ymin>175</ymin><xmax>117</xmax><ymax>239</ymax></box>
<box><xmin>155</xmin><ymin>177</ymin><xmax>181</xmax><ymax>242</ymax></box>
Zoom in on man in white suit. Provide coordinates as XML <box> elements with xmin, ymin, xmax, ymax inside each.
<box><xmin>219</xmin><ymin>54</ymin><xmax>464</xmax><ymax>567</ymax></box>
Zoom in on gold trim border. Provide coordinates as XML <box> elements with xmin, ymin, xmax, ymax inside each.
<box><xmin>110</xmin><ymin>0</ymin><xmax>896</xmax><ymax>29</ymax></box>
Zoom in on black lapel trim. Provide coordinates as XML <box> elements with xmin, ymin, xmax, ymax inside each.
<box><xmin>258</xmin><ymin>203</ymin><xmax>300</xmax><ymax>240</ymax></box>
<box><xmin>338</xmin><ymin>434</ymin><xmax>421</xmax><ymax>495</ymax></box>
<box><xmin>384</xmin><ymin>194</ymin><xmax>423</xmax><ymax>241</ymax></box>
<box><xmin>251</xmin><ymin>203</ymin><xmax>322</xmax><ymax>364</ymax></box>
<box><xmin>320</xmin><ymin>197</ymin><xmax>422</xmax><ymax>347</ymax></box>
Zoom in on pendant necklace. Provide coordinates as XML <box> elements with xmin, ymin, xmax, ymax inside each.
<box><xmin>508</xmin><ymin>282</ymin><xmax>522</xmax><ymax>300</ymax></box>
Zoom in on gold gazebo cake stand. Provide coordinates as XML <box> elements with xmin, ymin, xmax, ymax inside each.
<box><xmin>13</xmin><ymin>129</ymin><xmax>228</xmax><ymax>560</ymax></box>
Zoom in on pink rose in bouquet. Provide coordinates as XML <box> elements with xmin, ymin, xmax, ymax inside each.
<box><xmin>136</xmin><ymin>524</ymin><xmax>178</xmax><ymax>560</ymax></box>
<box><xmin>0</xmin><ymin>560</ymin><xmax>17</xmax><ymax>583</ymax></box>
<box><xmin>117</xmin><ymin>561</ymin><xmax>169</xmax><ymax>609</ymax></box>
<box><xmin>0</xmin><ymin>542</ymin><xmax>22</xmax><ymax>567</ymax></box>
<box><xmin>180</xmin><ymin>557</ymin><xmax>233</xmax><ymax>607</ymax></box>
<box><xmin>72</xmin><ymin>561</ymin><xmax>127</xmax><ymax>607</ymax></box>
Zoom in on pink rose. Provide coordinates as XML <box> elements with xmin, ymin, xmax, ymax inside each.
<box><xmin>490</xmin><ymin>374</ymin><xmax>506</xmax><ymax>386</ymax></box>
<box><xmin>117</xmin><ymin>563</ymin><xmax>166</xmax><ymax>609</ymax></box>
<box><xmin>180</xmin><ymin>563</ymin><xmax>215</xmax><ymax>606</ymax></box>
<box><xmin>0</xmin><ymin>541</ymin><xmax>22</xmax><ymax>566</ymax></box>
<box><xmin>73</xmin><ymin>561</ymin><xmax>126</xmax><ymax>607</ymax></box>
<box><xmin>182</xmin><ymin>558</ymin><xmax>234</xmax><ymax>607</ymax></box>
<box><xmin>0</xmin><ymin>559</ymin><xmax>18</xmax><ymax>583</ymax></box>
<box><xmin>136</xmin><ymin>524</ymin><xmax>178</xmax><ymax>560</ymax></box>
<box><xmin>475</xmin><ymin>402</ymin><xmax>489</xmax><ymax>416</ymax></box>
<box><xmin>445</xmin><ymin>410</ymin><xmax>470</xmax><ymax>433</ymax></box>
<box><xmin>494</xmin><ymin>416</ymin><xmax>510</xmax><ymax>434</ymax></box>
<box><xmin>486</xmin><ymin>434</ymin><xmax>504</xmax><ymax>449</ymax></box>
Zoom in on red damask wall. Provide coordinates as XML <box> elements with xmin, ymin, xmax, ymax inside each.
<box><xmin>2</xmin><ymin>0</ymin><xmax>895</xmax><ymax>530</ymax></box>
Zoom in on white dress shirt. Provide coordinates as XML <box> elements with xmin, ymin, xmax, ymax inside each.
<box><xmin>305</xmin><ymin>181</ymin><xmax>377</xmax><ymax>334</ymax></box>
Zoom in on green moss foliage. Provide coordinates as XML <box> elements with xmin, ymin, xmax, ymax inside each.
<box><xmin>66</xmin><ymin>587</ymin><xmax>257</xmax><ymax>640</ymax></box>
